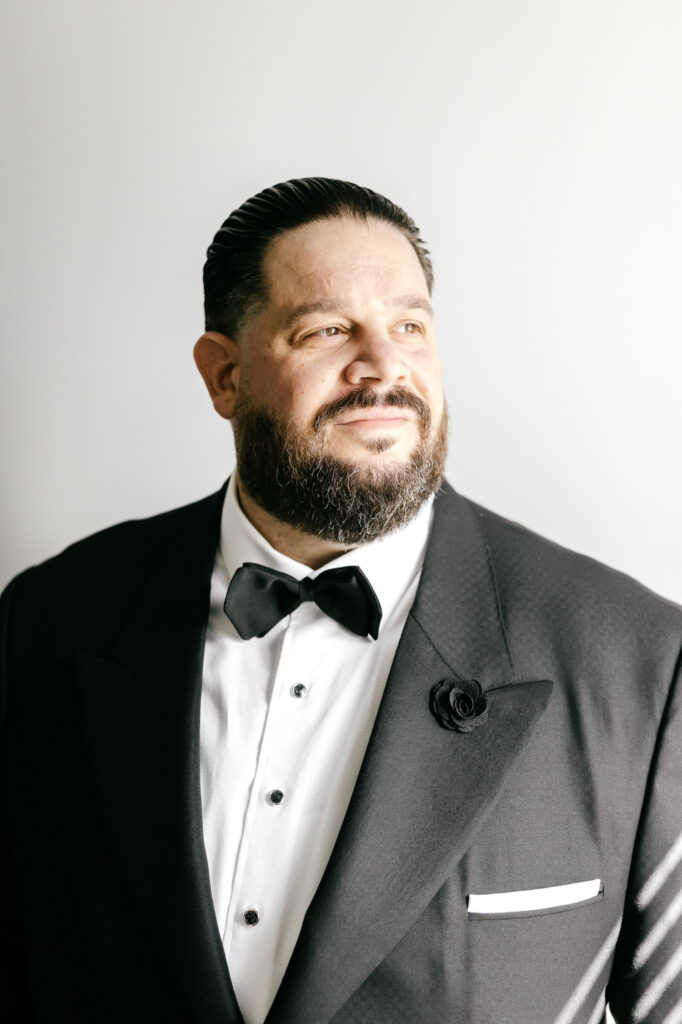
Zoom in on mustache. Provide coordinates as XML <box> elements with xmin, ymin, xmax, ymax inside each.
<box><xmin>313</xmin><ymin>386</ymin><xmax>431</xmax><ymax>432</ymax></box>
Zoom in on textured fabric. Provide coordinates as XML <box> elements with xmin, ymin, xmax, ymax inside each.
<box><xmin>607</xmin><ymin>657</ymin><xmax>682</xmax><ymax>1023</ymax></box>
<box><xmin>200</xmin><ymin>477</ymin><xmax>432</xmax><ymax>1024</ymax></box>
<box><xmin>1</xmin><ymin>479</ymin><xmax>681</xmax><ymax>1023</ymax></box>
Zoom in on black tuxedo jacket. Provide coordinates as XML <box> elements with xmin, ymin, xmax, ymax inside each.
<box><xmin>2</xmin><ymin>481</ymin><xmax>682</xmax><ymax>1023</ymax></box>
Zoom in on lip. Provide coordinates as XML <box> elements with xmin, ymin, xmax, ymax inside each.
<box><xmin>335</xmin><ymin>411</ymin><xmax>414</xmax><ymax>427</ymax></box>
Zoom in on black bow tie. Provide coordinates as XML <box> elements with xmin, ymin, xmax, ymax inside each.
<box><xmin>223</xmin><ymin>562</ymin><xmax>382</xmax><ymax>640</ymax></box>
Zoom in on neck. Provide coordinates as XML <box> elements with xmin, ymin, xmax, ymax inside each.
<box><xmin>235</xmin><ymin>473</ymin><xmax>356</xmax><ymax>570</ymax></box>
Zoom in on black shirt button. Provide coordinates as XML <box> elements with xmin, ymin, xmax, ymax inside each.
<box><xmin>268</xmin><ymin>789</ymin><xmax>284</xmax><ymax>805</ymax></box>
<box><xmin>291</xmin><ymin>684</ymin><xmax>307</xmax><ymax>698</ymax></box>
<box><xmin>243</xmin><ymin>909</ymin><xmax>259</xmax><ymax>926</ymax></box>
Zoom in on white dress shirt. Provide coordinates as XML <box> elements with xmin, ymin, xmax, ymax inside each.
<box><xmin>199</xmin><ymin>475</ymin><xmax>433</xmax><ymax>1024</ymax></box>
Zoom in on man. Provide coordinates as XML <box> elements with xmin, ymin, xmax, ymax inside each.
<box><xmin>1</xmin><ymin>178</ymin><xmax>681</xmax><ymax>1024</ymax></box>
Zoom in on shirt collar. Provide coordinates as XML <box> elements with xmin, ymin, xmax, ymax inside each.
<box><xmin>219</xmin><ymin>474</ymin><xmax>434</xmax><ymax>630</ymax></box>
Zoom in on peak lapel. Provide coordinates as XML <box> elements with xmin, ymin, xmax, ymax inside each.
<box><xmin>269</xmin><ymin>484</ymin><xmax>554</xmax><ymax>1024</ymax></box>
<box><xmin>74</xmin><ymin>482</ymin><xmax>243</xmax><ymax>1024</ymax></box>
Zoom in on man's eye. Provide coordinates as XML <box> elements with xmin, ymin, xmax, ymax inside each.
<box><xmin>309</xmin><ymin>326</ymin><xmax>343</xmax><ymax>339</ymax></box>
<box><xmin>397</xmin><ymin>322</ymin><xmax>421</xmax><ymax>334</ymax></box>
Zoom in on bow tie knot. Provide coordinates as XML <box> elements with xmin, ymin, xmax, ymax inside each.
<box><xmin>223</xmin><ymin>562</ymin><xmax>382</xmax><ymax>640</ymax></box>
<box><xmin>297</xmin><ymin>576</ymin><xmax>316</xmax><ymax>603</ymax></box>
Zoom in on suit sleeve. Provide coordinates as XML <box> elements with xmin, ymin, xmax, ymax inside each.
<box><xmin>607</xmin><ymin>642</ymin><xmax>682</xmax><ymax>1023</ymax></box>
<box><xmin>1</xmin><ymin>575</ymin><xmax>40</xmax><ymax>1022</ymax></box>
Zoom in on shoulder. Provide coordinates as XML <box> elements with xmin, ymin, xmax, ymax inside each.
<box><xmin>466</xmin><ymin>492</ymin><xmax>681</xmax><ymax>619</ymax></box>
<box><xmin>1</xmin><ymin>483</ymin><xmax>227</xmax><ymax>621</ymax></box>
<box><xmin>453</xmin><ymin>487</ymin><xmax>682</xmax><ymax>672</ymax></box>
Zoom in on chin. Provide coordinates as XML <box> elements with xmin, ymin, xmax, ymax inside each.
<box><xmin>333</xmin><ymin>453</ymin><xmax>416</xmax><ymax>482</ymax></box>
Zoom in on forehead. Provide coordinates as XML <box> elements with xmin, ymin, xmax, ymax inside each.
<box><xmin>261</xmin><ymin>216</ymin><xmax>429</xmax><ymax>309</ymax></box>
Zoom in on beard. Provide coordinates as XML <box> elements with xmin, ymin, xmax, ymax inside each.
<box><xmin>231</xmin><ymin>385</ymin><xmax>448</xmax><ymax>546</ymax></box>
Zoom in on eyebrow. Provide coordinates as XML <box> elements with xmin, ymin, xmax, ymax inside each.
<box><xmin>282</xmin><ymin>293</ymin><xmax>434</xmax><ymax>331</ymax></box>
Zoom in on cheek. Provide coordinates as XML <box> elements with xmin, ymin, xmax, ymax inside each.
<box><xmin>245</xmin><ymin>364</ymin><xmax>322</xmax><ymax>422</ymax></box>
<box><xmin>241</xmin><ymin>356</ymin><xmax>290</xmax><ymax>405</ymax></box>
<box><xmin>276</xmin><ymin>361</ymin><xmax>336</xmax><ymax>420</ymax></box>
<box><xmin>412</xmin><ymin>354</ymin><xmax>444</xmax><ymax>401</ymax></box>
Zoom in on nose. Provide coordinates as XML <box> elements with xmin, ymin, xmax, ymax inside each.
<box><xmin>343</xmin><ymin>331</ymin><xmax>408</xmax><ymax>388</ymax></box>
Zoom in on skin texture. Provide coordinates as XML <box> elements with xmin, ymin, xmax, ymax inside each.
<box><xmin>194</xmin><ymin>215</ymin><xmax>445</xmax><ymax>568</ymax></box>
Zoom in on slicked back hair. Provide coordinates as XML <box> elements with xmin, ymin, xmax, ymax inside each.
<box><xmin>203</xmin><ymin>177</ymin><xmax>433</xmax><ymax>340</ymax></box>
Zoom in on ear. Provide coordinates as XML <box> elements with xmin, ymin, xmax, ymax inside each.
<box><xmin>193</xmin><ymin>332</ymin><xmax>241</xmax><ymax>420</ymax></box>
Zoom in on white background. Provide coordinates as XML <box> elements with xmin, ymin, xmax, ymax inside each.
<box><xmin>2</xmin><ymin>0</ymin><xmax>681</xmax><ymax>616</ymax></box>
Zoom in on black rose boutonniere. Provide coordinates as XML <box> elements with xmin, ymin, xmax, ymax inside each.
<box><xmin>430</xmin><ymin>677</ymin><xmax>489</xmax><ymax>733</ymax></box>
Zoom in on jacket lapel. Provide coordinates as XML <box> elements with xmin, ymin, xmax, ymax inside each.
<box><xmin>269</xmin><ymin>483</ymin><xmax>554</xmax><ymax>1024</ymax></box>
<box><xmin>72</xmin><ymin>483</ymin><xmax>244</xmax><ymax>1024</ymax></box>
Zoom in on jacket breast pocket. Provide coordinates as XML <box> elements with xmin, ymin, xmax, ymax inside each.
<box><xmin>467</xmin><ymin>878</ymin><xmax>604</xmax><ymax>920</ymax></box>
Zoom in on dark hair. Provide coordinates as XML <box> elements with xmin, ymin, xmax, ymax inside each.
<box><xmin>203</xmin><ymin>177</ymin><xmax>433</xmax><ymax>339</ymax></box>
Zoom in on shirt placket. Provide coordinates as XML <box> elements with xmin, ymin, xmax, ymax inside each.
<box><xmin>222</xmin><ymin>605</ymin><xmax>318</xmax><ymax>960</ymax></box>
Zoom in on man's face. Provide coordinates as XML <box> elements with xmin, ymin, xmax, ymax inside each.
<box><xmin>234</xmin><ymin>215</ymin><xmax>445</xmax><ymax>472</ymax></box>
<box><xmin>196</xmin><ymin>214</ymin><xmax>448</xmax><ymax>546</ymax></box>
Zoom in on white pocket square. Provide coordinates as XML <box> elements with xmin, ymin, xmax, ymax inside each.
<box><xmin>467</xmin><ymin>878</ymin><xmax>603</xmax><ymax>917</ymax></box>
